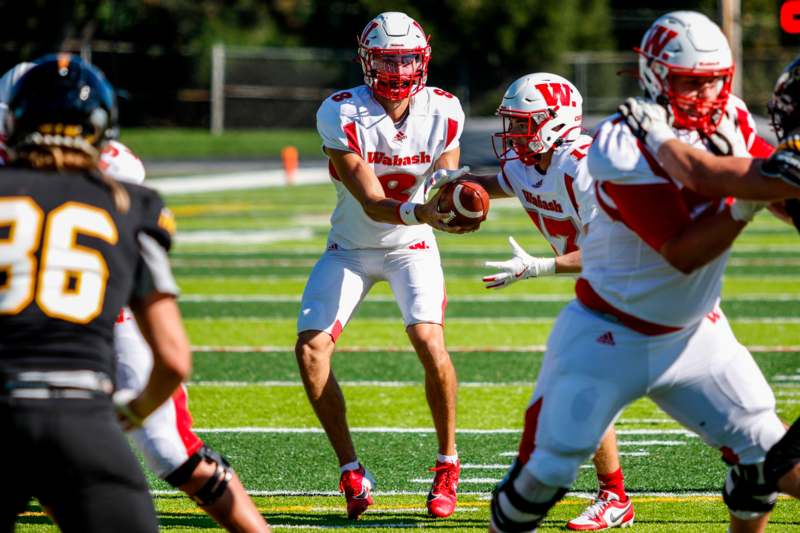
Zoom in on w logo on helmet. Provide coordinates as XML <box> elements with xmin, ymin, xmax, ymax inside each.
<box><xmin>642</xmin><ymin>25</ymin><xmax>678</xmax><ymax>58</ymax></box>
<box><xmin>535</xmin><ymin>83</ymin><xmax>572</xmax><ymax>107</ymax></box>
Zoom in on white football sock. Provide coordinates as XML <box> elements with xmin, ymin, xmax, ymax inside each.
<box><xmin>437</xmin><ymin>453</ymin><xmax>459</xmax><ymax>464</ymax></box>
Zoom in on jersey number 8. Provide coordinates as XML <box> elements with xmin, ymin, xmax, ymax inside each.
<box><xmin>0</xmin><ymin>198</ymin><xmax>118</xmax><ymax>323</ymax></box>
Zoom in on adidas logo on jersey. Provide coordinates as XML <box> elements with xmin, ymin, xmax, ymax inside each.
<box><xmin>367</xmin><ymin>151</ymin><xmax>431</xmax><ymax>166</ymax></box>
<box><xmin>522</xmin><ymin>190</ymin><xmax>563</xmax><ymax>213</ymax></box>
<box><xmin>596</xmin><ymin>331</ymin><xmax>615</xmax><ymax>346</ymax></box>
<box><xmin>393</xmin><ymin>130</ymin><xmax>407</xmax><ymax>142</ymax></box>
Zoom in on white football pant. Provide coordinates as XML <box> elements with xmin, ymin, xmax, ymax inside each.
<box><xmin>519</xmin><ymin>300</ymin><xmax>785</xmax><ymax>488</ymax></box>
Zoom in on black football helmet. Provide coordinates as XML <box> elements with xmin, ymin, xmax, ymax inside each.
<box><xmin>768</xmin><ymin>56</ymin><xmax>800</xmax><ymax>142</ymax></box>
<box><xmin>5</xmin><ymin>53</ymin><xmax>117</xmax><ymax>151</ymax></box>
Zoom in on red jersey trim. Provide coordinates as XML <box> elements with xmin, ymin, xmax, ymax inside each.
<box><xmin>735</xmin><ymin>107</ymin><xmax>775</xmax><ymax>158</ymax></box>
<box><xmin>343</xmin><ymin>122</ymin><xmax>362</xmax><ymax>158</ymax></box>
<box><xmin>171</xmin><ymin>385</ymin><xmax>204</xmax><ymax>456</ymax></box>
<box><xmin>564</xmin><ymin>174</ymin><xmax>580</xmax><ymax>214</ymax></box>
<box><xmin>602</xmin><ymin>181</ymin><xmax>691</xmax><ymax>251</ymax></box>
<box><xmin>445</xmin><ymin>118</ymin><xmax>459</xmax><ymax>149</ymax></box>
<box><xmin>328</xmin><ymin>160</ymin><xmax>341</xmax><ymax>181</ymax></box>
<box><xmin>576</xmin><ymin>278</ymin><xmax>682</xmax><ymax>336</ymax></box>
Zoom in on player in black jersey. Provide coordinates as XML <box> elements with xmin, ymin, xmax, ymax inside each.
<box><xmin>0</xmin><ymin>54</ymin><xmax>191</xmax><ymax>532</ymax></box>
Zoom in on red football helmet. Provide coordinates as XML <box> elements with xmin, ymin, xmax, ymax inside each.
<box><xmin>357</xmin><ymin>12</ymin><xmax>431</xmax><ymax>101</ymax></box>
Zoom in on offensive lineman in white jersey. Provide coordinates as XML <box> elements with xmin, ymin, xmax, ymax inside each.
<box><xmin>488</xmin><ymin>12</ymin><xmax>787</xmax><ymax>533</ymax></box>
<box><xmin>433</xmin><ymin>72</ymin><xmax>635</xmax><ymax>530</ymax></box>
<box><xmin>618</xmin><ymin>54</ymin><xmax>800</xmax><ymax>506</ymax></box>
<box><xmin>296</xmin><ymin>11</ymin><xmax>468</xmax><ymax>520</ymax></box>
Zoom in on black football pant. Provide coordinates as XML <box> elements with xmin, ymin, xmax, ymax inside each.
<box><xmin>0</xmin><ymin>396</ymin><xmax>158</xmax><ymax>533</ymax></box>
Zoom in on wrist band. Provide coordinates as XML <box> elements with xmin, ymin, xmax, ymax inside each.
<box><xmin>398</xmin><ymin>202</ymin><xmax>421</xmax><ymax>225</ymax></box>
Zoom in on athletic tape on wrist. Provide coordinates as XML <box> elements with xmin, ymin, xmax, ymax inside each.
<box><xmin>398</xmin><ymin>202</ymin><xmax>421</xmax><ymax>225</ymax></box>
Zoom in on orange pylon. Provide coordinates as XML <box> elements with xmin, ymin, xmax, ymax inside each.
<box><xmin>281</xmin><ymin>146</ymin><xmax>299</xmax><ymax>185</ymax></box>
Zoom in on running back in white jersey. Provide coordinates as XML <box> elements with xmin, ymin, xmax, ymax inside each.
<box><xmin>317</xmin><ymin>84</ymin><xmax>465</xmax><ymax>249</ymax></box>
<box><xmin>497</xmin><ymin>135</ymin><xmax>596</xmax><ymax>255</ymax></box>
<box><xmin>584</xmin><ymin>96</ymin><xmax>767</xmax><ymax>330</ymax></box>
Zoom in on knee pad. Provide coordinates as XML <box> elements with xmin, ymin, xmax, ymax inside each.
<box><xmin>722</xmin><ymin>463</ymin><xmax>778</xmax><ymax>520</ymax></box>
<box><xmin>490</xmin><ymin>460</ymin><xmax>568</xmax><ymax>533</ymax></box>
<box><xmin>164</xmin><ymin>445</ymin><xmax>233</xmax><ymax>507</ymax></box>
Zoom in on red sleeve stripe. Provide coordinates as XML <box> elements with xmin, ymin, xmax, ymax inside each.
<box><xmin>576</xmin><ymin>278</ymin><xmax>683</xmax><ymax>336</ymax></box>
<box><xmin>595</xmin><ymin>181</ymin><xmax>623</xmax><ymax>222</ymax></box>
<box><xmin>564</xmin><ymin>174</ymin><xmax>580</xmax><ymax>214</ymax></box>
<box><xmin>735</xmin><ymin>107</ymin><xmax>755</xmax><ymax>149</ymax></box>
<box><xmin>445</xmin><ymin>118</ymin><xmax>458</xmax><ymax>149</ymax></box>
<box><xmin>602</xmin><ymin>181</ymin><xmax>691</xmax><ymax>251</ymax></box>
<box><xmin>343</xmin><ymin>122</ymin><xmax>362</xmax><ymax>158</ymax></box>
<box><xmin>749</xmin><ymin>135</ymin><xmax>775</xmax><ymax>158</ymax></box>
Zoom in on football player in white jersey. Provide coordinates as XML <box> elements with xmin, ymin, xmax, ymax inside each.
<box><xmin>618</xmin><ymin>56</ymin><xmax>800</xmax><ymax>506</ymax></box>
<box><xmin>432</xmin><ymin>72</ymin><xmax>634</xmax><ymax>530</ymax></box>
<box><xmin>296</xmin><ymin>11</ymin><xmax>468</xmax><ymax>520</ymax></box>
<box><xmin>488</xmin><ymin>12</ymin><xmax>788</xmax><ymax>533</ymax></box>
<box><xmin>100</xmin><ymin>141</ymin><xmax>270</xmax><ymax>532</ymax></box>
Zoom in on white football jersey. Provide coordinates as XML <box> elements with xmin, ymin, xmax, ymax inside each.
<box><xmin>497</xmin><ymin>134</ymin><xmax>596</xmax><ymax>255</ymax></box>
<box><xmin>584</xmin><ymin>95</ymin><xmax>763</xmax><ymax>329</ymax></box>
<box><xmin>317</xmin><ymin>84</ymin><xmax>465</xmax><ymax>249</ymax></box>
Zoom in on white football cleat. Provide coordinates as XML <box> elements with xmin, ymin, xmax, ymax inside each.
<box><xmin>567</xmin><ymin>490</ymin><xmax>634</xmax><ymax>530</ymax></box>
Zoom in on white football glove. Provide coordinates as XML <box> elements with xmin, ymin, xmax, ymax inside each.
<box><xmin>617</xmin><ymin>97</ymin><xmax>676</xmax><ymax>154</ymax></box>
<box><xmin>113</xmin><ymin>389</ymin><xmax>145</xmax><ymax>431</ymax></box>
<box><xmin>482</xmin><ymin>236</ymin><xmax>556</xmax><ymax>289</ymax></box>
<box><xmin>729</xmin><ymin>199</ymin><xmax>768</xmax><ymax>222</ymax></box>
<box><xmin>424</xmin><ymin>165</ymin><xmax>470</xmax><ymax>196</ymax></box>
<box><xmin>703</xmin><ymin>110</ymin><xmax>741</xmax><ymax>156</ymax></box>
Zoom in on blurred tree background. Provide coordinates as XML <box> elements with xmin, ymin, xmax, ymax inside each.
<box><xmin>0</xmin><ymin>0</ymin><xmax>794</xmax><ymax>127</ymax></box>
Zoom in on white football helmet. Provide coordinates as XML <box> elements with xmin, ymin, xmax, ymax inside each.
<box><xmin>99</xmin><ymin>140</ymin><xmax>145</xmax><ymax>184</ymax></box>
<box><xmin>0</xmin><ymin>62</ymin><xmax>35</xmax><ymax>138</ymax></box>
<box><xmin>636</xmin><ymin>11</ymin><xmax>734</xmax><ymax>134</ymax></box>
<box><xmin>492</xmin><ymin>73</ymin><xmax>583</xmax><ymax>164</ymax></box>
<box><xmin>357</xmin><ymin>12</ymin><xmax>431</xmax><ymax>101</ymax></box>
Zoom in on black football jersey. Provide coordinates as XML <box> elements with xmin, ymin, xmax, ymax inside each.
<box><xmin>0</xmin><ymin>167</ymin><xmax>178</xmax><ymax>375</ymax></box>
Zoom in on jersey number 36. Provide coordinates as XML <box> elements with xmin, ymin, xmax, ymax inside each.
<box><xmin>0</xmin><ymin>197</ymin><xmax>118</xmax><ymax>323</ymax></box>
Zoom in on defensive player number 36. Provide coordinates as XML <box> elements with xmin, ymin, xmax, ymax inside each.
<box><xmin>0</xmin><ymin>197</ymin><xmax>118</xmax><ymax>323</ymax></box>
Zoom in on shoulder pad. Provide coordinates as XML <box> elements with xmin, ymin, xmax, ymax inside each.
<box><xmin>127</xmin><ymin>184</ymin><xmax>174</xmax><ymax>251</ymax></box>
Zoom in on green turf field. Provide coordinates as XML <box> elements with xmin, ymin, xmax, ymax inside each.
<box><xmin>16</xmin><ymin>183</ymin><xmax>800</xmax><ymax>531</ymax></box>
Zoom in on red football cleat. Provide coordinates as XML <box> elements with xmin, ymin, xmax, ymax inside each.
<box><xmin>339</xmin><ymin>465</ymin><xmax>376</xmax><ymax>520</ymax></box>
<box><xmin>567</xmin><ymin>490</ymin><xmax>635</xmax><ymax>530</ymax></box>
<box><xmin>427</xmin><ymin>460</ymin><xmax>460</xmax><ymax>518</ymax></box>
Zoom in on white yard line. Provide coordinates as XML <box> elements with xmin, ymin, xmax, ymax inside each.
<box><xmin>190</xmin><ymin>344</ymin><xmax>800</xmax><ymax>353</ymax></box>
<box><xmin>189</xmin><ymin>380</ymin><xmax>533</xmax><ymax>388</ymax></box>
<box><xmin>192</xmin><ymin>427</ymin><xmax>698</xmax><ymax>436</ymax></box>
<box><xmin>150</xmin><ymin>167</ymin><xmax>330</xmax><ymax>195</ymax></box>
<box><xmin>185</xmin><ymin>316</ymin><xmax>800</xmax><ymax>324</ymax></box>
<box><xmin>181</xmin><ymin>293</ymin><xmax>800</xmax><ymax>302</ymax></box>
<box><xmin>176</xmin><ymin>228</ymin><xmax>313</xmax><ymax>245</ymax></box>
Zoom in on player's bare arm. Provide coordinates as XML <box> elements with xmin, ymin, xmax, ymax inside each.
<box><xmin>619</xmin><ymin>97</ymin><xmax>800</xmax><ymax>200</ymax></box>
<box><xmin>328</xmin><ymin>147</ymin><xmax>469</xmax><ymax>233</ymax></box>
<box><xmin>555</xmin><ymin>249</ymin><xmax>582</xmax><ymax>273</ymax></box>
<box><xmin>126</xmin><ymin>294</ymin><xmax>191</xmax><ymax>426</ymax></box>
<box><xmin>657</xmin><ymin>139</ymin><xmax>800</xmax><ymax>200</ymax></box>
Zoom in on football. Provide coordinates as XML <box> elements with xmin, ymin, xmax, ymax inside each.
<box><xmin>436</xmin><ymin>180</ymin><xmax>490</xmax><ymax>228</ymax></box>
